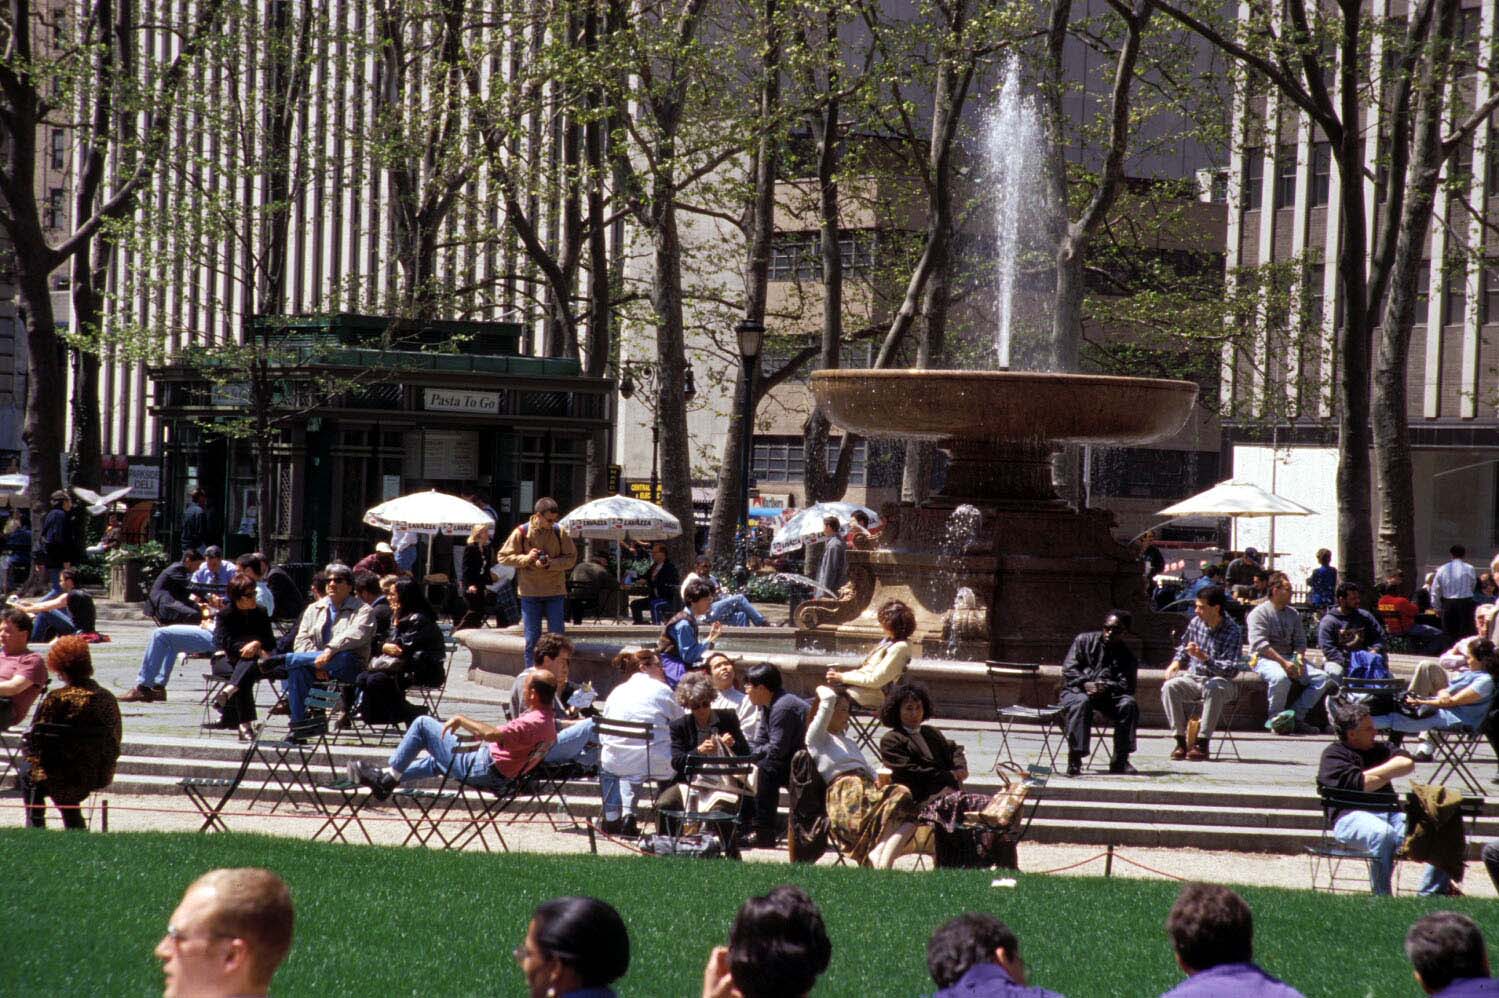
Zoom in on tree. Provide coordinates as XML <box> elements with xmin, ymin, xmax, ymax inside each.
<box><xmin>0</xmin><ymin>0</ymin><xmax>227</xmax><ymax>533</ymax></box>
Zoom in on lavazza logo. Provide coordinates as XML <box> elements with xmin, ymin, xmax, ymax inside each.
<box><xmin>425</xmin><ymin>389</ymin><xmax>501</xmax><ymax>414</ymax></box>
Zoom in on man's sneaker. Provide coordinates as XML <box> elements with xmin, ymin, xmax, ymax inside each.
<box><xmin>1266</xmin><ymin>710</ymin><xmax>1296</xmax><ymax>735</ymax></box>
<box><xmin>348</xmin><ymin>761</ymin><xmax>396</xmax><ymax>801</ymax></box>
<box><xmin>593</xmin><ymin>816</ymin><xmax>625</xmax><ymax>836</ymax></box>
<box><xmin>120</xmin><ymin>685</ymin><xmax>156</xmax><ymax>703</ymax></box>
<box><xmin>1413</xmin><ymin>744</ymin><xmax>1435</xmax><ymax>762</ymax></box>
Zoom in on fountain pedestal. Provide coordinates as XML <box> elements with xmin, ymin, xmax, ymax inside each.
<box><xmin>805</xmin><ymin>370</ymin><xmax>1199</xmax><ymax>663</ymax></box>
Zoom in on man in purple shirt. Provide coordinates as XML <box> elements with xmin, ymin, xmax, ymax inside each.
<box><xmin>927</xmin><ymin>912</ymin><xmax>1065</xmax><ymax>997</ymax></box>
<box><xmin>350</xmin><ymin>669</ymin><xmax>557</xmax><ymax>799</ymax></box>
<box><xmin>1406</xmin><ymin>912</ymin><xmax>1497</xmax><ymax>997</ymax></box>
<box><xmin>1160</xmin><ymin>883</ymin><xmax>1303</xmax><ymax>997</ymax></box>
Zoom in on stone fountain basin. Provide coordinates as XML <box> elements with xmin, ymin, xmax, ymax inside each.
<box><xmin>811</xmin><ymin>370</ymin><xmax>1198</xmax><ymax>444</ymax></box>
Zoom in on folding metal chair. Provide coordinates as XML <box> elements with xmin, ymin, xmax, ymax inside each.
<box><xmin>507</xmin><ymin>759</ymin><xmax>591</xmax><ymax>833</ymax></box>
<box><xmin>1426</xmin><ymin>726</ymin><xmax>1488</xmax><ymax>795</ymax></box>
<box><xmin>986</xmin><ymin>662</ymin><xmax>1064</xmax><ymax>770</ymax></box>
<box><xmin>180</xmin><ymin>732</ymin><xmax>260</xmax><ymax>833</ymax></box>
<box><xmin>655</xmin><ymin>754</ymin><xmax>754</xmax><ymax>856</ymax></box>
<box><xmin>244</xmin><ymin>686</ymin><xmax>340</xmax><ymax>814</ymax></box>
<box><xmin>390</xmin><ymin>737</ymin><xmax>549</xmax><ymax>852</ymax></box>
<box><xmin>590</xmin><ymin>717</ymin><xmax>658</xmax><ymax>854</ymax></box>
<box><xmin>1306</xmin><ymin>786</ymin><xmax>1404</xmax><ymax>894</ymax></box>
<box><xmin>309</xmin><ymin>777</ymin><xmax>376</xmax><ymax>845</ymax></box>
<box><xmin>845</xmin><ymin>702</ymin><xmax>882</xmax><ymax>756</ymax></box>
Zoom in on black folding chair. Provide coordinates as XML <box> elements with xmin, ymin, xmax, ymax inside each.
<box><xmin>986</xmin><ymin>662</ymin><xmax>1064</xmax><ymax>770</ymax></box>
<box><xmin>309</xmin><ymin>776</ymin><xmax>376</xmax><ymax>845</ymax></box>
<box><xmin>845</xmin><ymin>702</ymin><xmax>883</xmax><ymax>756</ymax></box>
<box><xmin>1306</xmin><ymin>786</ymin><xmax>1403</xmax><ymax>894</ymax></box>
<box><xmin>1426</xmin><ymin>725</ymin><xmax>1488</xmax><ymax>795</ymax></box>
<box><xmin>244</xmin><ymin>686</ymin><xmax>340</xmax><ymax>814</ymax></box>
<box><xmin>180</xmin><ymin>731</ymin><xmax>262</xmax><ymax>834</ymax></box>
<box><xmin>590</xmin><ymin>717</ymin><xmax>659</xmax><ymax>853</ymax></box>
<box><xmin>655</xmin><ymin>754</ymin><xmax>755</xmax><ymax>856</ymax></box>
<box><xmin>390</xmin><ymin>738</ymin><xmax>550</xmax><ymax>852</ymax></box>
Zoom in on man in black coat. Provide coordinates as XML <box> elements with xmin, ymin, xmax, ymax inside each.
<box><xmin>1059</xmin><ymin>610</ymin><xmax>1140</xmax><ymax>777</ymax></box>
<box><xmin>39</xmin><ymin>490</ymin><xmax>75</xmax><ymax>593</ymax></box>
<box><xmin>147</xmin><ymin>549</ymin><xmax>206</xmax><ymax>625</ymax></box>
<box><xmin>180</xmin><ymin>488</ymin><xmax>209</xmax><ymax>555</ymax></box>
<box><xmin>739</xmin><ymin>662</ymin><xmax>808</xmax><ymax>849</ymax></box>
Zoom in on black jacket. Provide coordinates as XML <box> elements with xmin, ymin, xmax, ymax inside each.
<box><xmin>879</xmin><ymin>724</ymin><xmax>966</xmax><ymax>804</ymax></box>
<box><xmin>648</xmin><ymin>559</ymin><xmax>682</xmax><ymax>608</ymax></box>
<box><xmin>1061</xmin><ymin>631</ymin><xmax>1138</xmax><ymax>698</ymax></box>
<box><xmin>668</xmin><ymin>709</ymin><xmax>750</xmax><ymax>783</ymax></box>
<box><xmin>390</xmin><ymin>610</ymin><xmax>446</xmax><ymax>687</ymax></box>
<box><xmin>214</xmin><ymin>606</ymin><xmax>275</xmax><ymax>661</ymax></box>
<box><xmin>41</xmin><ymin>507</ymin><xmax>70</xmax><ymax>567</ymax></box>
<box><xmin>461</xmin><ymin>542</ymin><xmax>493</xmax><ymax>590</ymax></box>
<box><xmin>748</xmin><ymin>689</ymin><xmax>808</xmax><ymax>777</ymax></box>
<box><xmin>147</xmin><ymin>562</ymin><xmax>200</xmax><ymax>625</ymax></box>
<box><xmin>367</xmin><ymin>595</ymin><xmax>394</xmax><ymax>646</ymax></box>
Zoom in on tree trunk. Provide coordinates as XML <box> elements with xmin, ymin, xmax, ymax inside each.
<box><xmin>18</xmin><ymin>268</ymin><xmax>67</xmax><ymax>535</ymax></box>
<box><xmin>651</xmin><ymin>202</ymin><xmax>698</xmax><ymax>570</ymax></box>
<box><xmin>1374</xmin><ymin>0</ymin><xmax>1456</xmax><ymax>593</ymax></box>
<box><xmin>67</xmin><ymin>261</ymin><xmax>105</xmax><ymax>487</ymax></box>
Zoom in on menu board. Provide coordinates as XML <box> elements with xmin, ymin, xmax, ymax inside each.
<box><xmin>423</xmin><ymin>430</ymin><xmax>478</xmax><ymax>481</ymax></box>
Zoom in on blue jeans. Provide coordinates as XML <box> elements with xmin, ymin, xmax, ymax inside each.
<box><xmin>599</xmin><ymin>773</ymin><xmax>647</xmax><ymax>821</ymax></box>
<box><xmin>1256</xmin><ymin>659</ymin><xmax>1330</xmax><ymax>718</ymax></box>
<box><xmin>545</xmin><ymin>717</ymin><xmax>599</xmax><ymax>769</ymax></box>
<box><xmin>136</xmin><ymin>625</ymin><xmax>217</xmax><ymax>687</ymax></box>
<box><xmin>1333</xmin><ymin>809</ymin><xmax>1450</xmax><ymax>895</ymax></box>
<box><xmin>705</xmin><ymin>594</ymin><xmax>766</xmax><ymax>627</ymax></box>
<box><xmin>31</xmin><ymin>608</ymin><xmax>75</xmax><ymax>642</ymax></box>
<box><xmin>521</xmin><ymin>595</ymin><xmax>566</xmax><ymax>668</ymax></box>
<box><xmin>389</xmin><ymin>716</ymin><xmax>507</xmax><ymax>788</ymax></box>
<box><xmin>396</xmin><ymin>545</ymin><xmax>418</xmax><ymax>572</ymax></box>
<box><xmin>1372</xmin><ymin>709</ymin><xmax>1474</xmax><ymax>734</ymax></box>
<box><xmin>281</xmin><ymin>650</ymin><xmax>362</xmax><ymax>722</ymax></box>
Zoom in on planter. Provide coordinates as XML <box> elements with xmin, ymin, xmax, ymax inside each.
<box><xmin>109</xmin><ymin>560</ymin><xmax>145</xmax><ymax>602</ymax></box>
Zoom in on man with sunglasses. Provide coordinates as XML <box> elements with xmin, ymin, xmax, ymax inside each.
<box><xmin>155</xmin><ymin>867</ymin><xmax>293</xmax><ymax>998</ymax></box>
<box><xmin>260</xmin><ymin>563</ymin><xmax>374</xmax><ymax>725</ymax></box>
<box><xmin>498</xmin><ymin>496</ymin><xmax>578</xmax><ymax>668</ymax></box>
<box><xmin>1058</xmin><ymin>610</ymin><xmax>1140</xmax><ymax>777</ymax></box>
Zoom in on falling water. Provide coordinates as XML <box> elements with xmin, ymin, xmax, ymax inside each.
<box><xmin>986</xmin><ymin>55</ymin><xmax>1051</xmax><ymax>371</ymax></box>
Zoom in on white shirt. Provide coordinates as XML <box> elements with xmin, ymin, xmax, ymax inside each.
<box><xmin>712</xmin><ymin>686</ymin><xmax>760</xmax><ymax>744</ymax></box>
<box><xmin>805</xmin><ymin>686</ymin><xmax>872</xmax><ymax>784</ymax></box>
<box><xmin>681</xmin><ymin>571</ymin><xmax>721</xmax><ymax>601</ymax></box>
<box><xmin>392</xmin><ymin>527</ymin><xmax>417</xmax><ymax>552</ymax></box>
<box><xmin>1431</xmin><ymin>558</ymin><xmax>1477</xmax><ymax>608</ymax></box>
<box><xmin>599</xmin><ymin>671</ymin><xmax>684</xmax><ymax>780</ymax></box>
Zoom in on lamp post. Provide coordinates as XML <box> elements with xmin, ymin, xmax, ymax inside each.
<box><xmin>621</xmin><ymin>362</ymin><xmax>694</xmax><ymax>505</ymax></box>
<box><xmin>735</xmin><ymin>320</ymin><xmax>765</xmax><ymax>538</ymax></box>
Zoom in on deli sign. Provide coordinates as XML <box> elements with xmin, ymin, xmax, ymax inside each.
<box><xmin>424</xmin><ymin>388</ymin><xmax>501</xmax><ymax>415</ymax></box>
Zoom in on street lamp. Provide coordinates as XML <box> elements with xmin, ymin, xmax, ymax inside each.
<box><xmin>735</xmin><ymin>320</ymin><xmax>765</xmax><ymax>540</ymax></box>
<box><xmin>621</xmin><ymin>361</ymin><xmax>695</xmax><ymax>505</ymax></box>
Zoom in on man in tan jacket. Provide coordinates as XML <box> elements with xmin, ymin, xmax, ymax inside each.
<box><xmin>497</xmin><ymin>497</ymin><xmax>577</xmax><ymax>666</ymax></box>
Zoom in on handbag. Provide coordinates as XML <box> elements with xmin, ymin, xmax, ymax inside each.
<box><xmin>973</xmin><ymin>762</ymin><xmax>1030</xmax><ymax>831</ymax></box>
<box><xmin>638</xmin><ymin>834</ymin><xmax>725</xmax><ymax>859</ymax></box>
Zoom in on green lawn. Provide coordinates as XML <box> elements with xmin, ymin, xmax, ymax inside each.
<box><xmin>6</xmin><ymin>829</ymin><xmax>1496</xmax><ymax>997</ymax></box>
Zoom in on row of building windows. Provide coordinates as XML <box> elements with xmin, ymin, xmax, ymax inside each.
<box><xmin>751</xmin><ymin>435</ymin><xmax>869</xmax><ymax>486</ymax></box>
<box><xmin>768</xmin><ymin>231</ymin><xmax>877</xmax><ymax>282</ymax></box>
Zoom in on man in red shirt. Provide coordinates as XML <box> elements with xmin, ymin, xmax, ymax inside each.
<box><xmin>349</xmin><ymin>670</ymin><xmax>557</xmax><ymax>799</ymax></box>
<box><xmin>0</xmin><ymin>609</ymin><xmax>47</xmax><ymax>728</ymax></box>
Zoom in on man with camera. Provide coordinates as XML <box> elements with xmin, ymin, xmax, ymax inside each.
<box><xmin>498</xmin><ymin>497</ymin><xmax>577</xmax><ymax>668</ymax></box>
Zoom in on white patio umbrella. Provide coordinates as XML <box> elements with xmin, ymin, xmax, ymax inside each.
<box><xmin>558</xmin><ymin>495</ymin><xmax>682</xmax><ymax>541</ymax></box>
<box><xmin>1157</xmin><ymin>479</ymin><xmax>1316</xmax><ymax>567</ymax></box>
<box><xmin>770</xmin><ymin>501</ymin><xmax>882</xmax><ymax>556</ymax></box>
<box><xmin>363</xmin><ymin>490</ymin><xmax>495</xmax><ymax>581</ymax></box>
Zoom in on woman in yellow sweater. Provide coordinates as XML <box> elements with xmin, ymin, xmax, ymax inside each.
<box><xmin>825</xmin><ymin>600</ymin><xmax>915</xmax><ymax>708</ymax></box>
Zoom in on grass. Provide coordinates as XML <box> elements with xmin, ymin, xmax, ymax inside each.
<box><xmin>6</xmin><ymin>828</ymin><xmax>1497</xmax><ymax>997</ymax></box>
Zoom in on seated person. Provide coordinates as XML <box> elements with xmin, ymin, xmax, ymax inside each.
<box><xmin>208</xmin><ymin>573</ymin><xmax>276</xmax><ymax>740</ymax></box>
<box><xmin>16</xmin><ymin>567</ymin><xmax>97</xmax><ymax>642</ymax></box>
<box><xmin>1376</xmin><ymin>581</ymin><xmax>1445</xmax><ymax>653</ymax></box>
<box><xmin>509</xmin><ymin>632</ymin><xmax>599</xmax><ymax>770</ymax></box>
<box><xmin>739</xmin><ymin>662</ymin><xmax>808</xmax><ymax>850</ymax></box>
<box><xmin>570</xmin><ymin>553</ymin><xmax>623</xmax><ymax>621</ymax></box>
<box><xmin>349</xmin><ymin>669</ymin><xmax>557</xmax><ymax>799</ymax></box>
<box><xmin>825</xmin><ymin>599</ymin><xmax>915</xmax><ymax>709</ymax></box>
<box><xmin>191</xmin><ymin>545</ymin><xmax>234</xmax><ymax>590</ymax></box>
<box><xmin>629</xmin><ymin>542</ymin><xmax>680</xmax><ymax>624</ymax></box>
<box><xmin>1404</xmin><ymin>912</ymin><xmax>1494</xmax><ymax>998</ymax></box>
<box><xmin>1058</xmin><ymin>610</ymin><xmax>1140</xmax><ymax>775</ymax></box>
<box><xmin>1183</xmin><ymin>564</ymin><xmax>1224</xmax><ymax>602</ymax></box>
<box><xmin>258</xmin><ymin>564</ymin><xmax>374</xmax><ymax>724</ymax></box>
<box><xmin>1373</xmin><ymin>638</ymin><xmax>1496</xmax><ymax>739</ymax></box>
<box><xmin>682</xmin><ymin>556</ymin><xmax>767</xmax><ymax>627</ymax></box>
<box><xmin>927</xmin><ymin>913</ymin><xmax>1064</xmax><ymax>998</ymax></box>
<box><xmin>146</xmin><ymin>549</ymin><xmax>206</xmax><ymax>625</ymax></box>
<box><xmin>845</xmin><ymin>510</ymin><xmax>876</xmax><ymax>551</ymax></box>
<box><xmin>707</xmin><ymin>652</ymin><xmax>759</xmax><ymax>743</ymax></box>
<box><xmin>355</xmin><ymin>571</ymin><xmax>392</xmax><ymax>646</ymax></box>
<box><xmin>351</xmin><ymin>579</ymin><xmax>447</xmax><ymax>727</ymax></box>
<box><xmin>1317</xmin><ymin>581</ymin><xmax>1389</xmax><ymax>677</ymax></box>
<box><xmin>701</xmin><ymin>886</ymin><xmax>830</xmax><ymax>998</ymax></box>
<box><xmin>1160</xmin><ymin>883</ymin><xmax>1303</xmax><ymax>997</ymax></box>
<box><xmin>233</xmin><ymin>553</ymin><xmax>276</xmax><ymax>616</ymax></box>
<box><xmin>1318</xmin><ymin>701</ymin><xmax>1453</xmax><ymax>896</ymax></box>
<box><xmin>0</xmin><ymin>609</ymin><xmax>47</xmax><ymax>728</ymax></box>
<box><xmin>657</xmin><ymin>580</ymin><xmax>724</xmax><ymax>685</ymax></box>
<box><xmin>658</xmin><ymin>672</ymin><xmax>750</xmax><ymax>835</ymax></box>
<box><xmin>123</xmin><ymin>598</ymin><xmax>216</xmax><ymax>703</ymax></box>
<box><xmin>596</xmin><ymin>649</ymin><xmax>682</xmax><ymax>836</ymax></box>
<box><xmin>1161</xmin><ymin>585</ymin><xmax>1243</xmax><ymax>761</ymax></box>
<box><xmin>20</xmin><ymin>635</ymin><xmax>121</xmax><ymax>830</ymax></box>
<box><xmin>154</xmin><ymin>868</ymin><xmax>294</xmax><ymax>998</ymax></box>
<box><xmin>520</xmin><ymin>896</ymin><xmax>631</xmax><ymax>998</ymax></box>
<box><xmin>806</xmin><ymin>684</ymin><xmax>916</xmax><ymax>868</ymax></box>
<box><xmin>1248</xmin><ymin>572</ymin><xmax>1330</xmax><ymax>734</ymax></box>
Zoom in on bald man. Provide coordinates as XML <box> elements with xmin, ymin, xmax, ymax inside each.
<box><xmin>155</xmin><ymin>868</ymin><xmax>294</xmax><ymax>998</ymax></box>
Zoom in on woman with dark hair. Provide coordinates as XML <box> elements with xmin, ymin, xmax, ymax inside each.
<box><xmin>825</xmin><ymin>599</ymin><xmax>915</xmax><ymax>708</ymax></box>
<box><xmin>702</xmin><ymin>885</ymin><xmax>831</xmax><ymax>998</ymax></box>
<box><xmin>878</xmin><ymin>681</ymin><xmax>1017</xmax><ymax>868</ymax></box>
<box><xmin>457</xmin><ymin>523</ymin><xmax>495</xmax><ymax>630</ymax></box>
<box><xmin>351</xmin><ymin>578</ymin><xmax>447</xmax><ymax>726</ymax></box>
<box><xmin>20</xmin><ymin>635</ymin><xmax>121</xmax><ymax>829</ymax></box>
<box><xmin>1374</xmin><ymin>638</ymin><xmax>1497</xmax><ymax>740</ymax></box>
<box><xmin>517</xmin><ymin>896</ymin><xmax>630</xmax><ymax>998</ymax></box>
<box><xmin>657</xmin><ymin>578</ymin><xmax>723</xmax><ymax>686</ymax></box>
<box><xmin>209</xmin><ymin>573</ymin><xmax>276</xmax><ymax>740</ymax></box>
<box><xmin>807</xmin><ymin>683</ymin><xmax>918</xmax><ymax>867</ymax></box>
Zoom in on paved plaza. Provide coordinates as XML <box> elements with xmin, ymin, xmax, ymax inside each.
<box><xmin>5</xmin><ymin>613</ymin><xmax>1494</xmax><ymax>897</ymax></box>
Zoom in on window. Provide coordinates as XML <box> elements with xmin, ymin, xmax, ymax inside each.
<box><xmin>1242</xmin><ymin>148</ymin><xmax>1263</xmax><ymax>211</ymax></box>
<box><xmin>1274</xmin><ymin>145</ymin><xmax>1298</xmax><ymax>209</ymax></box>
<box><xmin>1489</xmin><ymin>139</ymin><xmax>1499</xmax><ymax>194</ymax></box>
<box><xmin>1484</xmin><ymin>265</ymin><xmax>1499</xmax><ymax>324</ymax></box>
<box><xmin>1452</xmin><ymin>139</ymin><xmax>1474</xmax><ymax>197</ymax></box>
<box><xmin>1209</xmin><ymin>169</ymin><xmax>1228</xmax><ymax>204</ymax></box>
<box><xmin>768</xmin><ymin>231</ymin><xmax>877</xmax><ymax>282</ymax></box>
<box><xmin>1309</xmin><ymin>143</ymin><xmax>1331</xmax><ymax>207</ymax></box>
<box><xmin>1414</xmin><ymin>267</ymin><xmax>1430</xmax><ymax>325</ymax></box>
<box><xmin>1444</xmin><ymin>263</ymin><xmax>1467</xmax><ymax>325</ymax></box>
<box><xmin>50</xmin><ymin>130</ymin><xmax>64</xmax><ymax>170</ymax></box>
<box><xmin>1458</xmin><ymin>7</ymin><xmax>1480</xmax><ymax>63</ymax></box>
<box><xmin>750</xmin><ymin>435</ymin><xmax>866</xmax><ymax>485</ymax></box>
<box><xmin>1303</xmin><ymin>265</ymin><xmax>1326</xmax><ymax>328</ymax></box>
<box><xmin>44</xmin><ymin>188</ymin><xmax>63</xmax><ymax>229</ymax></box>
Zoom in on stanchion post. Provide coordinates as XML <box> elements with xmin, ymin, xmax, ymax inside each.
<box><xmin>1104</xmin><ymin>843</ymin><xmax>1113</xmax><ymax>877</ymax></box>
